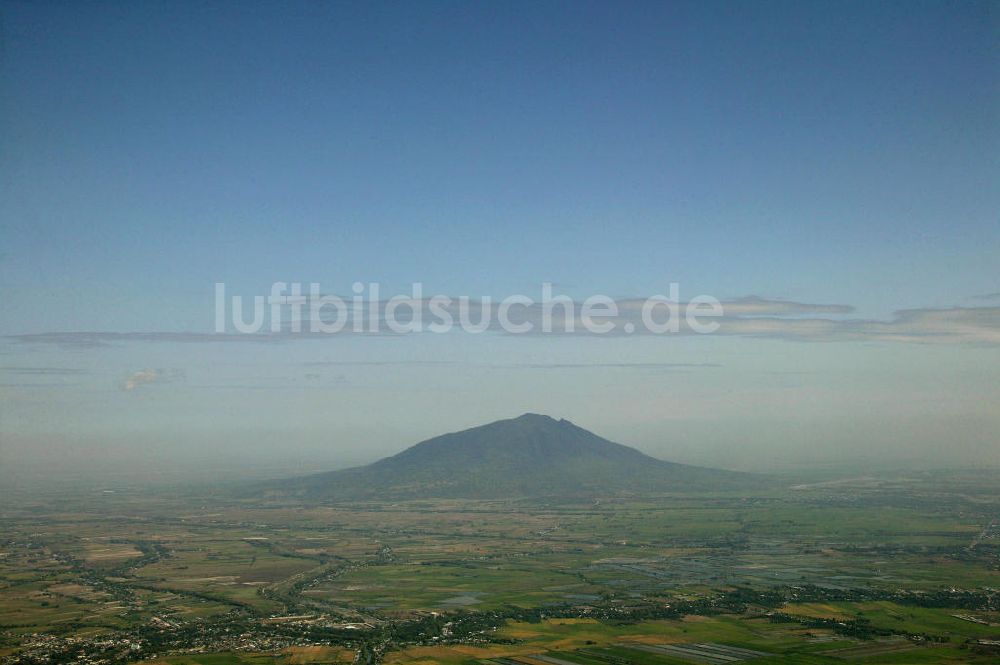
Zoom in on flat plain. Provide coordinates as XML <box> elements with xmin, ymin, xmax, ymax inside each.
<box><xmin>1</xmin><ymin>470</ymin><xmax>997</xmax><ymax>664</ymax></box>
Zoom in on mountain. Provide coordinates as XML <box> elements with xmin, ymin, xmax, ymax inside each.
<box><xmin>277</xmin><ymin>413</ymin><xmax>755</xmax><ymax>499</ymax></box>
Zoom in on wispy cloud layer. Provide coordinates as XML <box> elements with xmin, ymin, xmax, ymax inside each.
<box><xmin>505</xmin><ymin>362</ymin><xmax>721</xmax><ymax>370</ymax></box>
<box><xmin>121</xmin><ymin>368</ymin><xmax>183</xmax><ymax>391</ymax></box>
<box><xmin>716</xmin><ymin>306</ymin><xmax>1000</xmax><ymax>345</ymax></box>
<box><xmin>0</xmin><ymin>366</ymin><xmax>90</xmax><ymax>376</ymax></box>
<box><xmin>8</xmin><ymin>299</ymin><xmax>1000</xmax><ymax>347</ymax></box>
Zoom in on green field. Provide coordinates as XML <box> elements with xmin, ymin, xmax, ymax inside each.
<box><xmin>1</xmin><ymin>470</ymin><xmax>997</xmax><ymax>663</ymax></box>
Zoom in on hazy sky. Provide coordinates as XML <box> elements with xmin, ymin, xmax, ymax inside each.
<box><xmin>1</xmin><ymin>2</ymin><xmax>998</xmax><ymax>482</ymax></box>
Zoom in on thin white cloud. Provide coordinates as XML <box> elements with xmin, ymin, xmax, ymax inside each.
<box><xmin>9</xmin><ymin>300</ymin><xmax>1000</xmax><ymax>347</ymax></box>
<box><xmin>122</xmin><ymin>368</ymin><xmax>183</xmax><ymax>391</ymax></box>
<box><xmin>0</xmin><ymin>366</ymin><xmax>89</xmax><ymax>376</ymax></box>
<box><xmin>123</xmin><ymin>369</ymin><xmax>161</xmax><ymax>391</ymax></box>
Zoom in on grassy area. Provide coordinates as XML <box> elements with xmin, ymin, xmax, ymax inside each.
<box><xmin>138</xmin><ymin>645</ymin><xmax>354</xmax><ymax>664</ymax></box>
<box><xmin>2</xmin><ymin>471</ymin><xmax>998</xmax><ymax>662</ymax></box>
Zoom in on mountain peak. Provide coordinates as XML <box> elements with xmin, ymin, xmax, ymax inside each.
<box><xmin>514</xmin><ymin>412</ymin><xmax>556</xmax><ymax>421</ymax></box>
<box><xmin>509</xmin><ymin>412</ymin><xmax>563</xmax><ymax>424</ymax></box>
<box><xmin>501</xmin><ymin>412</ymin><xmax>569</xmax><ymax>425</ymax></box>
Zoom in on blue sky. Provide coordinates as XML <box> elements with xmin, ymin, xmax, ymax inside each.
<box><xmin>1</xmin><ymin>2</ymin><xmax>998</xmax><ymax>481</ymax></box>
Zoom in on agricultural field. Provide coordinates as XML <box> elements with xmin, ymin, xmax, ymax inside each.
<box><xmin>1</xmin><ymin>470</ymin><xmax>997</xmax><ymax>663</ymax></box>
